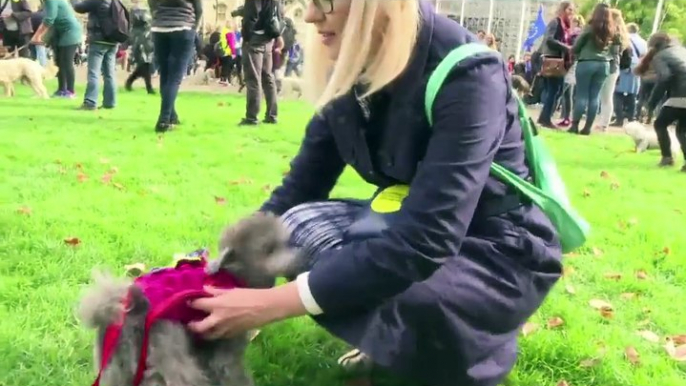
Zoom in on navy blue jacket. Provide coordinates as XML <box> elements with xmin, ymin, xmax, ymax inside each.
<box><xmin>73</xmin><ymin>0</ymin><xmax>115</xmax><ymax>44</ymax></box>
<box><xmin>261</xmin><ymin>7</ymin><xmax>555</xmax><ymax>315</ymax></box>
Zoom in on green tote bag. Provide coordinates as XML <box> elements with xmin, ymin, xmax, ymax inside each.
<box><xmin>424</xmin><ymin>42</ymin><xmax>590</xmax><ymax>253</ymax></box>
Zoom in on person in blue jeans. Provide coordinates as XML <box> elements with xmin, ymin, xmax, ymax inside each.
<box><xmin>148</xmin><ymin>0</ymin><xmax>202</xmax><ymax>133</ymax></box>
<box><xmin>568</xmin><ymin>3</ymin><xmax>621</xmax><ymax>135</ymax></box>
<box><xmin>73</xmin><ymin>0</ymin><xmax>119</xmax><ymax>110</ymax></box>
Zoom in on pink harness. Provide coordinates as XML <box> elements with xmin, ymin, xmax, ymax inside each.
<box><xmin>92</xmin><ymin>251</ymin><xmax>245</xmax><ymax>386</ymax></box>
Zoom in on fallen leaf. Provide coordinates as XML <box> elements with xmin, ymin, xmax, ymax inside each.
<box><xmin>124</xmin><ymin>263</ymin><xmax>147</xmax><ymax>277</ymax></box>
<box><xmin>625</xmin><ymin>346</ymin><xmax>640</xmax><ymax>365</ymax></box>
<box><xmin>592</xmin><ymin>247</ymin><xmax>603</xmax><ymax>257</ymax></box>
<box><xmin>99</xmin><ymin>157</ymin><xmax>110</xmax><ymax>164</ymax></box>
<box><xmin>54</xmin><ymin>159</ymin><xmax>62</xmax><ymax>165</ymax></box>
<box><xmin>664</xmin><ymin>341</ymin><xmax>686</xmax><ymax>361</ymax></box>
<box><xmin>610</xmin><ymin>182</ymin><xmax>620</xmax><ymax>190</ymax></box>
<box><xmin>600</xmin><ymin>308</ymin><xmax>614</xmax><ymax>319</ymax></box>
<box><xmin>604</xmin><ymin>272</ymin><xmax>622</xmax><ymax>280</ymax></box>
<box><xmin>662</xmin><ymin>246</ymin><xmax>671</xmax><ymax>255</ymax></box>
<box><xmin>262</xmin><ymin>184</ymin><xmax>273</xmax><ymax>192</ymax></box>
<box><xmin>101</xmin><ymin>173</ymin><xmax>113</xmax><ymax>184</ymax></box>
<box><xmin>637</xmin><ymin>330</ymin><xmax>660</xmax><ymax>343</ymax></box>
<box><xmin>600</xmin><ymin>170</ymin><xmax>610</xmax><ymax>178</ymax></box>
<box><xmin>64</xmin><ymin>237</ymin><xmax>81</xmax><ymax>246</ymax></box>
<box><xmin>582</xmin><ymin>189</ymin><xmax>591</xmax><ymax>198</ymax></box>
<box><xmin>229</xmin><ymin>177</ymin><xmax>254</xmax><ymax>185</ymax></box>
<box><xmin>565</xmin><ymin>284</ymin><xmax>576</xmax><ymax>294</ymax></box>
<box><xmin>75</xmin><ymin>162</ymin><xmax>83</xmax><ymax>169</ymax></box>
<box><xmin>636</xmin><ymin>270</ymin><xmax>648</xmax><ymax>280</ymax></box>
<box><xmin>214</xmin><ymin>196</ymin><xmax>227</xmax><ymax>205</ymax></box>
<box><xmin>670</xmin><ymin>335</ymin><xmax>686</xmax><ymax>345</ymax></box>
<box><xmin>556</xmin><ymin>381</ymin><xmax>570</xmax><ymax>386</ymax></box>
<box><xmin>217</xmin><ymin>101</ymin><xmax>225</xmax><ymax>107</ymax></box>
<box><xmin>563</xmin><ymin>266</ymin><xmax>575</xmax><ymax>277</ymax></box>
<box><xmin>547</xmin><ymin>316</ymin><xmax>564</xmax><ymax>329</ymax></box>
<box><xmin>109</xmin><ymin>166</ymin><xmax>119</xmax><ymax>174</ymax></box>
<box><xmin>16</xmin><ymin>206</ymin><xmax>32</xmax><ymax>215</ymax></box>
<box><xmin>77</xmin><ymin>172</ymin><xmax>88</xmax><ymax>182</ymax></box>
<box><xmin>620</xmin><ymin>292</ymin><xmax>637</xmax><ymax>300</ymax></box>
<box><xmin>521</xmin><ymin>322</ymin><xmax>539</xmax><ymax>336</ymax></box>
<box><xmin>579</xmin><ymin>357</ymin><xmax>601</xmax><ymax>368</ymax></box>
<box><xmin>282</xmin><ymin>169</ymin><xmax>289</xmax><ymax>176</ymax></box>
<box><xmin>112</xmin><ymin>183</ymin><xmax>125</xmax><ymax>190</ymax></box>
<box><xmin>589</xmin><ymin>299</ymin><xmax>613</xmax><ymax>311</ymax></box>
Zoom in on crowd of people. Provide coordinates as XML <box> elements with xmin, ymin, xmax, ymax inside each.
<box><xmin>0</xmin><ymin>0</ymin><xmax>302</xmax><ymax>132</ymax></box>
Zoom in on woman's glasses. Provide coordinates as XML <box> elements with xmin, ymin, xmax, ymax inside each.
<box><xmin>313</xmin><ymin>0</ymin><xmax>334</xmax><ymax>14</ymax></box>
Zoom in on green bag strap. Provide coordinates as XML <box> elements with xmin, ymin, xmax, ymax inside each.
<box><xmin>424</xmin><ymin>42</ymin><xmax>538</xmax><ymax>183</ymax></box>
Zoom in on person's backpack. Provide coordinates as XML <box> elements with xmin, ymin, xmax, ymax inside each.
<box><xmin>425</xmin><ymin>43</ymin><xmax>590</xmax><ymax>253</ymax></box>
<box><xmin>261</xmin><ymin>0</ymin><xmax>284</xmax><ymax>40</ymax></box>
<box><xmin>101</xmin><ymin>0</ymin><xmax>131</xmax><ymax>44</ymax></box>
<box><xmin>619</xmin><ymin>46</ymin><xmax>632</xmax><ymax>70</ymax></box>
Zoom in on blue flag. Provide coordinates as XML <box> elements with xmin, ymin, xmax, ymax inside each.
<box><xmin>522</xmin><ymin>5</ymin><xmax>547</xmax><ymax>52</ymax></box>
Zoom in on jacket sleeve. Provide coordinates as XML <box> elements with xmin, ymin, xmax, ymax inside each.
<box><xmin>11</xmin><ymin>0</ymin><xmax>33</xmax><ymax>21</ymax></box>
<box><xmin>260</xmin><ymin>115</ymin><xmax>347</xmax><ymax>216</ymax></box>
<box><xmin>72</xmin><ymin>0</ymin><xmax>97</xmax><ymax>14</ymax></box>
<box><xmin>572</xmin><ymin>28</ymin><xmax>588</xmax><ymax>58</ymax></box>
<box><xmin>545</xmin><ymin>18</ymin><xmax>567</xmax><ymax>54</ymax></box>
<box><xmin>42</xmin><ymin>0</ymin><xmax>57</xmax><ymax>26</ymax></box>
<box><xmin>302</xmin><ymin>53</ymin><xmax>509</xmax><ymax>315</ymax></box>
<box><xmin>240</xmin><ymin>0</ymin><xmax>259</xmax><ymax>40</ymax></box>
<box><xmin>648</xmin><ymin>52</ymin><xmax>672</xmax><ymax>110</ymax></box>
<box><xmin>191</xmin><ymin>0</ymin><xmax>202</xmax><ymax>29</ymax></box>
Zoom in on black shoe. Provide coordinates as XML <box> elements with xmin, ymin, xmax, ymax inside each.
<box><xmin>659</xmin><ymin>157</ymin><xmax>675</xmax><ymax>167</ymax></box>
<box><xmin>77</xmin><ymin>104</ymin><xmax>97</xmax><ymax>111</ymax></box>
<box><xmin>99</xmin><ymin>105</ymin><xmax>114</xmax><ymax>110</ymax></box>
<box><xmin>147</xmin><ymin>89</ymin><xmax>156</xmax><ymax>95</ymax></box>
<box><xmin>579</xmin><ymin>127</ymin><xmax>591</xmax><ymax>136</ymax></box>
<box><xmin>567</xmin><ymin>122</ymin><xmax>579</xmax><ymax>134</ymax></box>
<box><xmin>171</xmin><ymin>117</ymin><xmax>181</xmax><ymax>125</ymax></box>
<box><xmin>125</xmin><ymin>83</ymin><xmax>133</xmax><ymax>92</ymax></box>
<box><xmin>155</xmin><ymin>122</ymin><xmax>173</xmax><ymax>133</ymax></box>
<box><xmin>239</xmin><ymin>118</ymin><xmax>259</xmax><ymax>126</ymax></box>
<box><xmin>263</xmin><ymin>117</ymin><xmax>278</xmax><ymax>124</ymax></box>
<box><xmin>609</xmin><ymin>119</ymin><xmax>623</xmax><ymax>127</ymax></box>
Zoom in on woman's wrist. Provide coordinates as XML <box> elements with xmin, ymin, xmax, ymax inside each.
<box><xmin>266</xmin><ymin>281</ymin><xmax>308</xmax><ymax>321</ymax></box>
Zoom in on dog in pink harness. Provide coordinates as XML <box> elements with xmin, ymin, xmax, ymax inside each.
<box><xmin>77</xmin><ymin>213</ymin><xmax>302</xmax><ymax>386</ymax></box>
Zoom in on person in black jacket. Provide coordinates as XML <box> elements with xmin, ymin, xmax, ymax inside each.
<box><xmin>636</xmin><ymin>32</ymin><xmax>686</xmax><ymax>170</ymax></box>
<box><xmin>1</xmin><ymin>0</ymin><xmax>34</xmax><ymax>58</ymax></box>
<box><xmin>73</xmin><ymin>0</ymin><xmax>119</xmax><ymax>110</ymax></box>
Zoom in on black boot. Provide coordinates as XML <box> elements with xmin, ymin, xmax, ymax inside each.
<box><xmin>567</xmin><ymin>121</ymin><xmax>580</xmax><ymax>134</ymax></box>
<box><xmin>658</xmin><ymin>157</ymin><xmax>675</xmax><ymax>167</ymax></box>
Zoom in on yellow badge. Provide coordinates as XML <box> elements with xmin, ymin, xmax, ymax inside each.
<box><xmin>370</xmin><ymin>185</ymin><xmax>410</xmax><ymax>214</ymax></box>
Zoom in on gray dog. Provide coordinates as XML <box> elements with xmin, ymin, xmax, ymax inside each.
<box><xmin>77</xmin><ymin>213</ymin><xmax>302</xmax><ymax>386</ymax></box>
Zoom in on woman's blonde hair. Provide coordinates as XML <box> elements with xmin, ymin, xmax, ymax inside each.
<box><xmin>572</xmin><ymin>14</ymin><xmax>585</xmax><ymax>28</ymax></box>
<box><xmin>304</xmin><ymin>0</ymin><xmax>420</xmax><ymax>110</ymax></box>
<box><xmin>484</xmin><ymin>33</ymin><xmax>497</xmax><ymax>50</ymax></box>
<box><xmin>611</xmin><ymin>8</ymin><xmax>630</xmax><ymax>50</ymax></box>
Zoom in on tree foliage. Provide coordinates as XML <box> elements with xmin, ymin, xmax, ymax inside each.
<box><xmin>578</xmin><ymin>0</ymin><xmax>685</xmax><ymax>42</ymax></box>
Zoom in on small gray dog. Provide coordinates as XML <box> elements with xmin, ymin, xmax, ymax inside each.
<box><xmin>77</xmin><ymin>213</ymin><xmax>302</xmax><ymax>386</ymax></box>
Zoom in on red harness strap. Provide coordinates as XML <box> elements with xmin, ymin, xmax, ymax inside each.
<box><xmin>91</xmin><ymin>289</ymin><xmax>210</xmax><ymax>386</ymax></box>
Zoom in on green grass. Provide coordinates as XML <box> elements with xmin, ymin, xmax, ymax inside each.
<box><xmin>1</xmin><ymin>83</ymin><xmax>685</xmax><ymax>386</ymax></box>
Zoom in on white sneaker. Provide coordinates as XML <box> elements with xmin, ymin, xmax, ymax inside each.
<box><xmin>337</xmin><ymin>349</ymin><xmax>374</xmax><ymax>373</ymax></box>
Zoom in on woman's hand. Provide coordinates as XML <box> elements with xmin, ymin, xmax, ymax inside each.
<box><xmin>188</xmin><ymin>281</ymin><xmax>308</xmax><ymax>339</ymax></box>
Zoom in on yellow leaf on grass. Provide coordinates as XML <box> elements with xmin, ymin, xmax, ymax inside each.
<box><xmin>637</xmin><ymin>330</ymin><xmax>660</xmax><ymax>343</ymax></box>
<box><xmin>521</xmin><ymin>322</ymin><xmax>539</xmax><ymax>337</ymax></box>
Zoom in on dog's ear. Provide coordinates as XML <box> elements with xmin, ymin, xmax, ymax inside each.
<box><xmin>206</xmin><ymin>246</ymin><xmax>238</xmax><ymax>274</ymax></box>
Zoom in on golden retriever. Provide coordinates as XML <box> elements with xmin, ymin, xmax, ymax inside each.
<box><xmin>0</xmin><ymin>58</ymin><xmax>58</xmax><ymax>98</ymax></box>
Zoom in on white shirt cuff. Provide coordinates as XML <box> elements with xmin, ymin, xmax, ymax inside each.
<box><xmin>296</xmin><ymin>271</ymin><xmax>324</xmax><ymax>316</ymax></box>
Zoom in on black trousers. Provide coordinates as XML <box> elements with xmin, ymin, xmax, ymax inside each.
<box><xmin>637</xmin><ymin>81</ymin><xmax>656</xmax><ymax>123</ymax></box>
<box><xmin>54</xmin><ymin>44</ymin><xmax>78</xmax><ymax>93</ymax></box>
<box><xmin>654</xmin><ymin>106</ymin><xmax>686</xmax><ymax>159</ymax></box>
<box><xmin>126</xmin><ymin>62</ymin><xmax>154</xmax><ymax>92</ymax></box>
<box><xmin>612</xmin><ymin>92</ymin><xmax>637</xmax><ymax>125</ymax></box>
<box><xmin>220</xmin><ymin>55</ymin><xmax>234</xmax><ymax>81</ymax></box>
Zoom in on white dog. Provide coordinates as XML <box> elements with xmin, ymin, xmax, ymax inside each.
<box><xmin>624</xmin><ymin>121</ymin><xmax>681</xmax><ymax>157</ymax></box>
<box><xmin>279</xmin><ymin>76</ymin><xmax>303</xmax><ymax>98</ymax></box>
<box><xmin>0</xmin><ymin>58</ymin><xmax>57</xmax><ymax>98</ymax></box>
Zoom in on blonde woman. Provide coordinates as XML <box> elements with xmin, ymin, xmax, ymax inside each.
<box><xmin>595</xmin><ymin>8</ymin><xmax>630</xmax><ymax>131</ymax></box>
<box><xmin>188</xmin><ymin>2</ymin><xmax>562</xmax><ymax>386</ymax></box>
<box><xmin>484</xmin><ymin>32</ymin><xmax>498</xmax><ymax>50</ymax></box>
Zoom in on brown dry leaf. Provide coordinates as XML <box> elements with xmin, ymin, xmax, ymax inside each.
<box><xmin>262</xmin><ymin>184</ymin><xmax>273</xmax><ymax>192</ymax></box>
<box><xmin>565</xmin><ymin>284</ymin><xmax>576</xmax><ymax>295</ymax></box>
<box><xmin>64</xmin><ymin>237</ymin><xmax>81</xmax><ymax>246</ymax></box>
<box><xmin>521</xmin><ymin>322</ymin><xmax>539</xmax><ymax>336</ymax></box>
<box><xmin>670</xmin><ymin>335</ymin><xmax>686</xmax><ymax>345</ymax></box>
<box><xmin>635</xmin><ymin>270</ymin><xmax>648</xmax><ymax>280</ymax></box>
<box><xmin>604</xmin><ymin>272</ymin><xmax>622</xmax><ymax>280</ymax></box>
<box><xmin>582</xmin><ymin>189</ymin><xmax>591</xmax><ymax>198</ymax></box>
<box><xmin>229</xmin><ymin>177</ymin><xmax>254</xmax><ymax>185</ymax></box>
<box><xmin>599</xmin><ymin>308</ymin><xmax>614</xmax><ymax>319</ymax></box>
<box><xmin>662</xmin><ymin>246</ymin><xmax>671</xmax><ymax>255</ymax></box>
<box><xmin>124</xmin><ymin>263</ymin><xmax>147</xmax><ymax>277</ymax></box>
<box><xmin>592</xmin><ymin>247</ymin><xmax>603</xmax><ymax>257</ymax></box>
<box><xmin>547</xmin><ymin>316</ymin><xmax>564</xmax><ymax>329</ymax></box>
<box><xmin>113</xmin><ymin>183</ymin><xmax>125</xmax><ymax>191</ymax></box>
<box><xmin>600</xmin><ymin>170</ymin><xmax>610</xmax><ymax>179</ymax></box>
<box><xmin>579</xmin><ymin>357</ymin><xmax>601</xmax><ymax>368</ymax></box>
<box><xmin>563</xmin><ymin>266</ymin><xmax>575</xmax><ymax>277</ymax></box>
<box><xmin>610</xmin><ymin>182</ymin><xmax>620</xmax><ymax>190</ymax></box>
<box><xmin>101</xmin><ymin>173</ymin><xmax>113</xmax><ymax>184</ymax></box>
<box><xmin>620</xmin><ymin>292</ymin><xmax>637</xmax><ymax>300</ymax></box>
<box><xmin>17</xmin><ymin>206</ymin><xmax>32</xmax><ymax>216</ymax></box>
<box><xmin>75</xmin><ymin>162</ymin><xmax>83</xmax><ymax>170</ymax></box>
<box><xmin>589</xmin><ymin>299</ymin><xmax>613</xmax><ymax>311</ymax></box>
<box><xmin>556</xmin><ymin>381</ymin><xmax>570</xmax><ymax>386</ymax></box>
<box><xmin>77</xmin><ymin>172</ymin><xmax>89</xmax><ymax>182</ymax></box>
<box><xmin>214</xmin><ymin>196</ymin><xmax>227</xmax><ymax>205</ymax></box>
<box><xmin>625</xmin><ymin>346</ymin><xmax>640</xmax><ymax>365</ymax></box>
<box><xmin>637</xmin><ymin>330</ymin><xmax>660</xmax><ymax>343</ymax></box>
